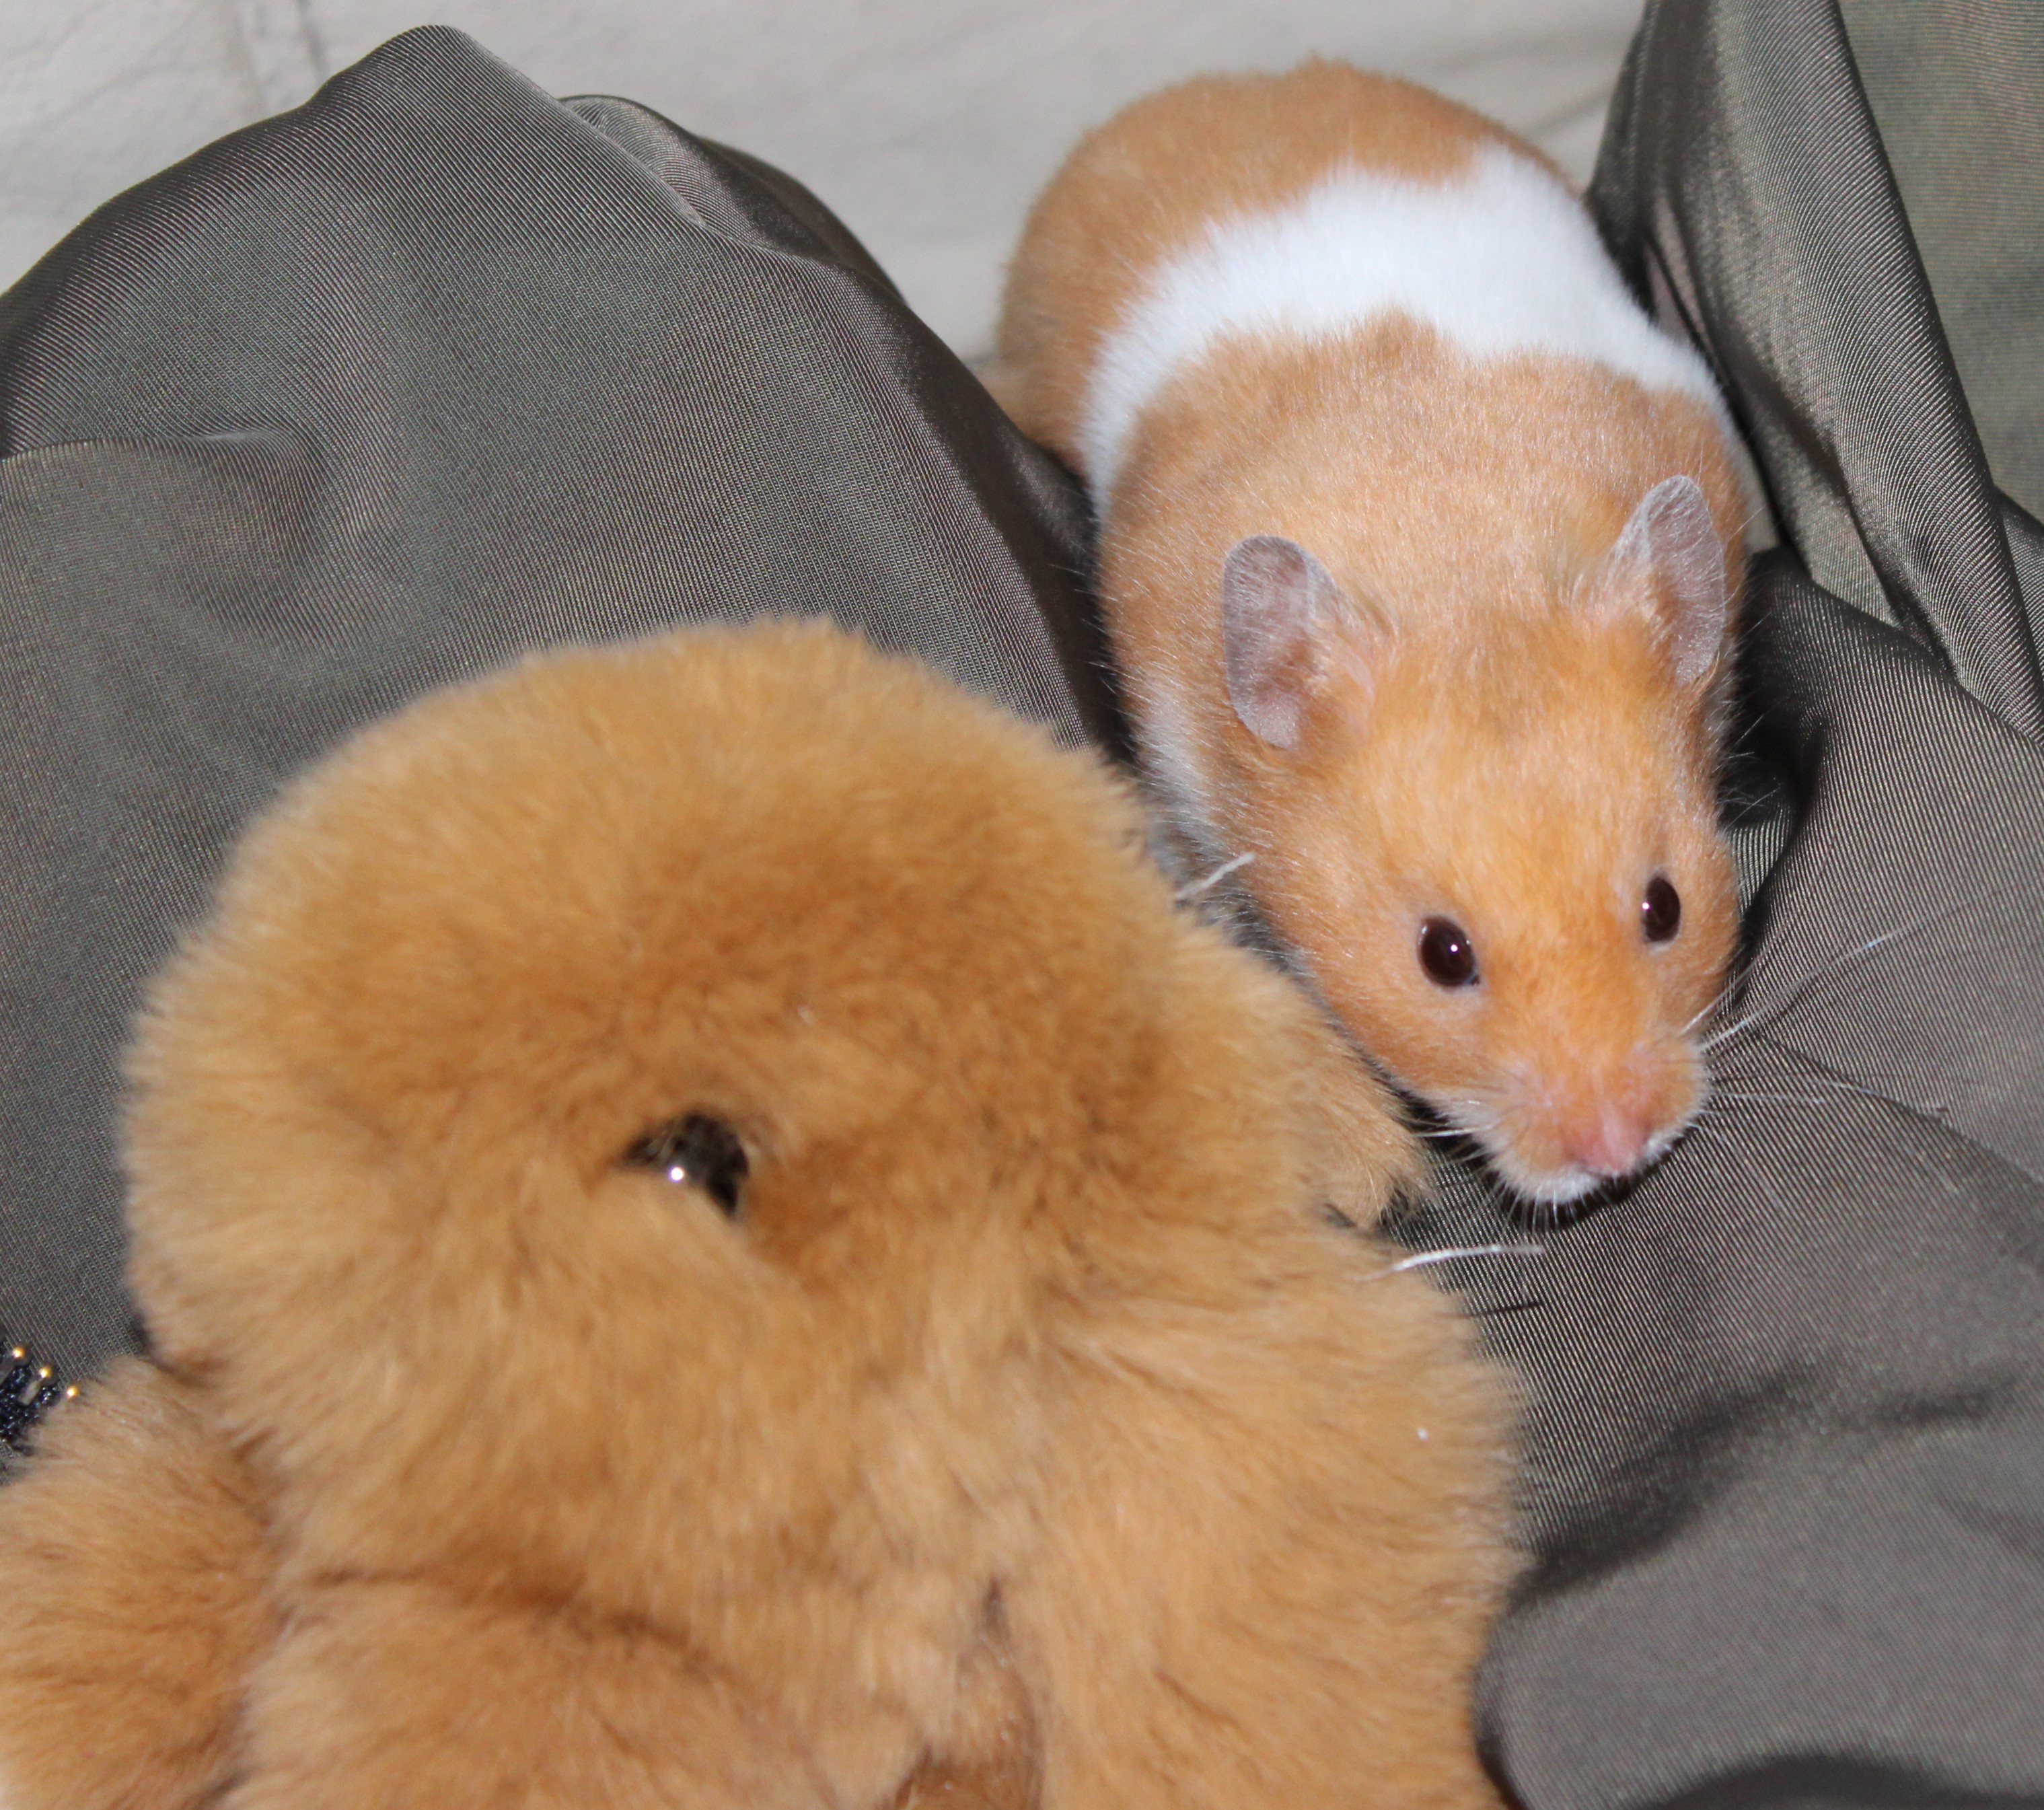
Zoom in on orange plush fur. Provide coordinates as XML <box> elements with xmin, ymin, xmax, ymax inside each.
<box><xmin>0</xmin><ymin>622</ymin><xmax>1510</xmax><ymax>1809</ymax></box>
<box><xmin>995</xmin><ymin>63</ymin><xmax>1747</xmax><ymax>1208</ymax></box>
<box><xmin>0</xmin><ymin>1361</ymin><xmax>273</xmax><ymax>1808</ymax></box>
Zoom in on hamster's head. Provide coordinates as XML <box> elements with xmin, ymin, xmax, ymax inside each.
<box><xmin>124</xmin><ymin>620</ymin><xmax>1387</xmax><ymax>1618</ymax></box>
<box><xmin>1218</xmin><ymin>479</ymin><xmax>1739</xmax><ymax>1210</ymax></box>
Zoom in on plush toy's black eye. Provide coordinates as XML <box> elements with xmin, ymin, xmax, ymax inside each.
<box><xmin>1641</xmin><ymin>875</ymin><xmax>1682</xmax><ymax>943</ymax></box>
<box><xmin>624</xmin><ymin>1114</ymin><xmax>749</xmax><ymax>1217</ymax></box>
<box><xmin>1418</xmin><ymin>916</ymin><xmax>1480</xmax><ymax>988</ymax></box>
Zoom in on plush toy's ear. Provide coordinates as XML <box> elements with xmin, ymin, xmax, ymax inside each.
<box><xmin>1592</xmin><ymin>475</ymin><xmax>1729</xmax><ymax>688</ymax></box>
<box><xmin>1222</xmin><ymin>536</ymin><xmax>1377</xmax><ymax>750</ymax></box>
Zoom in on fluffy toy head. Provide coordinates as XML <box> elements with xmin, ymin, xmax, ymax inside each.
<box><xmin>124</xmin><ymin>622</ymin><xmax>1402</xmax><ymax>1634</ymax></box>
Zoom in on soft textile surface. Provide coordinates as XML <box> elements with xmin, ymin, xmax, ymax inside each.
<box><xmin>0</xmin><ymin>29</ymin><xmax>1102</xmax><ymax>1377</ymax></box>
<box><xmin>1</xmin><ymin>0</ymin><xmax>1650</xmax><ymax>358</ymax></box>
<box><xmin>1843</xmin><ymin>0</ymin><xmax>2044</xmax><ymax>523</ymax></box>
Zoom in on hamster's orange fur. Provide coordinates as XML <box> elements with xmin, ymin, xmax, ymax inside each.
<box><xmin>0</xmin><ymin>622</ymin><xmax>1510</xmax><ymax>1809</ymax></box>
<box><xmin>996</xmin><ymin>63</ymin><xmax>1747</xmax><ymax>1206</ymax></box>
<box><xmin>996</xmin><ymin>61</ymin><xmax>1517</xmax><ymax>460</ymax></box>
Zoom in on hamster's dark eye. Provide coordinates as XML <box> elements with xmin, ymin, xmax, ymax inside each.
<box><xmin>624</xmin><ymin>1114</ymin><xmax>749</xmax><ymax>1218</ymax></box>
<box><xmin>1641</xmin><ymin>875</ymin><xmax>1682</xmax><ymax>944</ymax></box>
<box><xmin>1418</xmin><ymin>916</ymin><xmax>1479</xmax><ymax>988</ymax></box>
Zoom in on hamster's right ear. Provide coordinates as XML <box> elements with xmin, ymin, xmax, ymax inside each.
<box><xmin>1595</xmin><ymin>475</ymin><xmax>1730</xmax><ymax>687</ymax></box>
<box><xmin>1222</xmin><ymin>536</ymin><xmax>1376</xmax><ymax>750</ymax></box>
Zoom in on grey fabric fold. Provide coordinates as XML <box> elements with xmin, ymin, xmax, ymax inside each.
<box><xmin>0</xmin><ymin>26</ymin><xmax>1106</xmax><ymax>1384</ymax></box>
<box><xmin>1396</xmin><ymin>3</ymin><xmax>2044</xmax><ymax>1803</ymax></box>
<box><xmin>1843</xmin><ymin>0</ymin><xmax>2044</xmax><ymax>525</ymax></box>
<box><xmin>1591</xmin><ymin>0</ymin><xmax>2043</xmax><ymax>737</ymax></box>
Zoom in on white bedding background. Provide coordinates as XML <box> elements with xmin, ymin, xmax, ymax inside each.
<box><xmin>1</xmin><ymin>0</ymin><xmax>1646</xmax><ymax>362</ymax></box>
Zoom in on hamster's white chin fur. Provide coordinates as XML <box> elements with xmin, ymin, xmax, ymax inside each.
<box><xmin>1485</xmin><ymin>1112</ymin><xmax>1693</xmax><ymax>1208</ymax></box>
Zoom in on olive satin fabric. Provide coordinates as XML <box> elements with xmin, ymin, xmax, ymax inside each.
<box><xmin>3</xmin><ymin>9</ymin><xmax>2042</xmax><ymax>1807</ymax></box>
<box><xmin>1844</xmin><ymin>0</ymin><xmax>2044</xmax><ymax>525</ymax></box>
<box><xmin>0</xmin><ymin>27</ymin><xmax>1107</xmax><ymax>1383</ymax></box>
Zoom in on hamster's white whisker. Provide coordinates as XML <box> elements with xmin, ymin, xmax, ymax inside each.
<box><xmin>1768</xmin><ymin>1066</ymin><xmax>1930</xmax><ymax>1108</ymax></box>
<box><xmin>1681</xmin><ymin>936</ymin><xmax>1774</xmax><ymax>1040</ymax></box>
<box><xmin>1682</xmin><ymin>969</ymin><xmax>1745</xmax><ymax>1036</ymax></box>
<box><xmin>1702</xmin><ymin>884</ymin><xmax>2010</xmax><ymax>1054</ymax></box>
<box><xmin>1704</xmin><ymin>1091</ymin><xmax>1843</xmax><ymax>1108</ymax></box>
<box><xmin>1694</xmin><ymin>1072</ymin><xmax>1972</xmax><ymax>1210</ymax></box>
<box><xmin>1365</xmin><ymin>1242</ymin><xmax>1546</xmax><ymax>1280</ymax></box>
<box><xmin>1175</xmin><ymin>851</ymin><xmax>1255</xmax><ymax>901</ymax></box>
<box><xmin>1707</xmin><ymin>1073</ymin><xmax>1899</xmax><ymax>1109</ymax></box>
<box><xmin>1712</xmin><ymin>1095</ymin><xmax>1940</xmax><ymax>1212</ymax></box>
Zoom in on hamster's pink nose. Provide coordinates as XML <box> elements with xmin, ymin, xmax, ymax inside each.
<box><xmin>1564</xmin><ymin>1106</ymin><xmax>1652</xmax><ymax>1180</ymax></box>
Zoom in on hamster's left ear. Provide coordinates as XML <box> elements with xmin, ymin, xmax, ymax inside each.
<box><xmin>1222</xmin><ymin>535</ymin><xmax>1382</xmax><ymax>749</ymax></box>
<box><xmin>1593</xmin><ymin>475</ymin><xmax>1729</xmax><ymax>687</ymax></box>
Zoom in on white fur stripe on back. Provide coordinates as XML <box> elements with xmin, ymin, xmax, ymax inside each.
<box><xmin>1079</xmin><ymin>143</ymin><xmax>1725</xmax><ymax>494</ymax></box>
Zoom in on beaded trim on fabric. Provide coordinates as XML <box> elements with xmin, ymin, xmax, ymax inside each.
<box><xmin>0</xmin><ymin>1336</ymin><xmax>77</xmax><ymax>1457</ymax></box>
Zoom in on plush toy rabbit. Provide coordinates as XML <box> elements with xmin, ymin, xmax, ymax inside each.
<box><xmin>0</xmin><ymin>621</ymin><xmax>1512</xmax><ymax>1810</ymax></box>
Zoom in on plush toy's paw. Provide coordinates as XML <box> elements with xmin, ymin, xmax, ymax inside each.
<box><xmin>0</xmin><ymin>1358</ymin><xmax>272</xmax><ymax>1810</ymax></box>
<box><xmin>888</xmin><ymin>1628</ymin><xmax>1035</xmax><ymax>1810</ymax></box>
<box><xmin>1290</xmin><ymin>1008</ymin><xmax>1426</xmax><ymax>1228</ymax></box>
<box><xmin>223</xmin><ymin>1580</ymin><xmax>832</xmax><ymax>1810</ymax></box>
